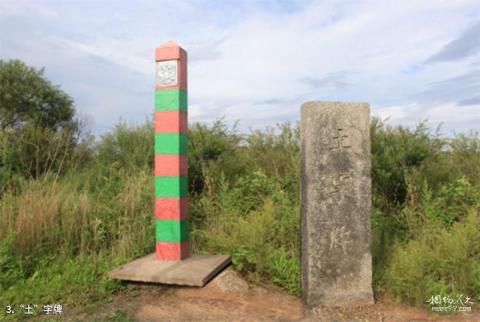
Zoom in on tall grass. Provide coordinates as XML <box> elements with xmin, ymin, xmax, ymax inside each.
<box><xmin>0</xmin><ymin>118</ymin><xmax>479</xmax><ymax>315</ymax></box>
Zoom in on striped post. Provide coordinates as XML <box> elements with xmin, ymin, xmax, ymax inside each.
<box><xmin>154</xmin><ymin>41</ymin><xmax>190</xmax><ymax>260</ymax></box>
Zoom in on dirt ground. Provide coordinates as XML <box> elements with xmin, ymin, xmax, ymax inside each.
<box><xmin>68</xmin><ymin>269</ymin><xmax>477</xmax><ymax>322</ymax></box>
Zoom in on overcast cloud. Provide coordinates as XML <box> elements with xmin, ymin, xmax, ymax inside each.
<box><xmin>0</xmin><ymin>0</ymin><xmax>479</xmax><ymax>136</ymax></box>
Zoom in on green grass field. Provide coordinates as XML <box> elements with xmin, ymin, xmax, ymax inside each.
<box><xmin>1</xmin><ymin>118</ymin><xmax>479</xmax><ymax>319</ymax></box>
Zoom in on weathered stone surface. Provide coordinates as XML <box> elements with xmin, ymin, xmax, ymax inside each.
<box><xmin>212</xmin><ymin>269</ymin><xmax>249</xmax><ymax>294</ymax></box>
<box><xmin>109</xmin><ymin>253</ymin><xmax>231</xmax><ymax>286</ymax></box>
<box><xmin>300</xmin><ymin>101</ymin><xmax>374</xmax><ymax>307</ymax></box>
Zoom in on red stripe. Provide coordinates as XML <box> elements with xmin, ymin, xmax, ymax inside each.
<box><xmin>155</xmin><ymin>198</ymin><xmax>188</xmax><ymax>220</ymax></box>
<box><xmin>156</xmin><ymin>241</ymin><xmax>190</xmax><ymax>260</ymax></box>
<box><xmin>155</xmin><ymin>46</ymin><xmax>187</xmax><ymax>90</ymax></box>
<box><xmin>155</xmin><ymin>44</ymin><xmax>182</xmax><ymax>61</ymax></box>
<box><xmin>155</xmin><ymin>155</ymin><xmax>187</xmax><ymax>176</ymax></box>
<box><xmin>155</xmin><ymin>111</ymin><xmax>188</xmax><ymax>133</ymax></box>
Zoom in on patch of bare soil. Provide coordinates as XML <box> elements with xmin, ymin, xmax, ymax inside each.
<box><xmin>72</xmin><ymin>269</ymin><xmax>478</xmax><ymax>322</ymax></box>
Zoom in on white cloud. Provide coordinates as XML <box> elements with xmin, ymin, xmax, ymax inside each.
<box><xmin>374</xmin><ymin>103</ymin><xmax>414</xmax><ymax>124</ymax></box>
<box><xmin>1</xmin><ymin>0</ymin><xmax>479</xmax><ymax>136</ymax></box>
<box><xmin>57</xmin><ymin>38</ymin><xmax>151</xmax><ymax>75</ymax></box>
<box><xmin>373</xmin><ymin>101</ymin><xmax>480</xmax><ymax>136</ymax></box>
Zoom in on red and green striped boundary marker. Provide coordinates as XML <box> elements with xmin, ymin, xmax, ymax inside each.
<box><xmin>108</xmin><ymin>42</ymin><xmax>230</xmax><ymax>285</ymax></box>
<box><xmin>155</xmin><ymin>41</ymin><xmax>190</xmax><ymax>261</ymax></box>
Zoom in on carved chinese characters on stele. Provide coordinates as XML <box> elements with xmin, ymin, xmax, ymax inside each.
<box><xmin>301</xmin><ymin>101</ymin><xmax>374</xmax><ymax>307</ymax></box>
<box><xmin>330</xmin><ymin>128</ymin><xmax>351</xmax><ymax>151</ymax></box>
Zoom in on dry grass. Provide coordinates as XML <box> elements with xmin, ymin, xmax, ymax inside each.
<box><xmin>0</xmin><ymin>168</ymin><xmax>153</xmax><ymax>259</ymax></box>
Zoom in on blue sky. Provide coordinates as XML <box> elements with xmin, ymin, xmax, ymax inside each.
<box><xmin>1</xmin><ymin>0</ymin><xmax>479</xmax><ymax>136</ymax></box>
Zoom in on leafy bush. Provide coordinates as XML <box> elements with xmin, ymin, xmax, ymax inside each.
<box><xmin>188</xmin><ymin>119</ymin><xmax>244</xmax><ymax>195</ymax></box>
<box><xmin>385</xmin><ymin>209</ymin><xmax>480</xmax><ymax>306</ymax></box>
<box><xmin>97</xmin><ymin>121</ymin><xmax>153</xmax><ymax>171</ymax></box>
<box><xmin>371</xmin><ymin>118</ymin><xmax>443</xmax><ymax>208</ymax></box>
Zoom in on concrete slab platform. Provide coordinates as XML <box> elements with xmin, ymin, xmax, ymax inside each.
<box><xmin>108</xmin><ymin>253</ymin><xmax>231</xmax><ymax>287</ymax></box>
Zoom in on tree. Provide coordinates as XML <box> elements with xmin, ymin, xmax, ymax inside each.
<box><xmin>0</xmin><ymin>59</ymin><xmax>79</xmax><ymax>184</ymax></box>
<box><xmin>0</xmin><ymin>59</ymin><xmax>76</xmax><ymax>131</ymax></box>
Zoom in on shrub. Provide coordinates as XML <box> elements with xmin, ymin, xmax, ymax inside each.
<box><xmin>385</xmin><ymin>209</ymin><xmax>480</xmax><ymax>306</ymax></box>
<box><xmin>188</xmin><ymin>119</ymin><xmax>244</xmax><ymax>195</ymax></box>
<box><xmin>96</xmin><ymin>121</ymin><xmax>153</xmax><ymax>171</ymax></box>
<box><xmin>371</xmin><ymin>118</ymin><xmax>442</xmax><ymax>208</ymax></box>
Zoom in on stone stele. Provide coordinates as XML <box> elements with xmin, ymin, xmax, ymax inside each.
<box><xmin>300</xmin><ymin>101</ymin><xmax>374</xmax><ymax>307</ymax></box>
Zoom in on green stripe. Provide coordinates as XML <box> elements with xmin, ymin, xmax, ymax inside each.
<box><xmin>155</xmin><ymin>176</ymin><xmax>188</xmax><ymax>198</ymax></box>
<box><xmin>155</xmin><ymin>89</ymin><xmax>187</xmax><ymax>112</ymax></box>
<box><xmin>156</xmin><ymin>220</ymin><xmax>189</xmax><ymax>243</ymax></box>
<box><xmin>155</xmin><ymin>133</ymin><xmax>187</xmax><ymax>155</ymax></box>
